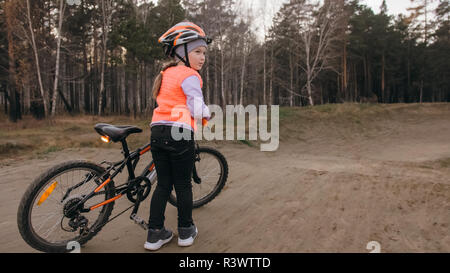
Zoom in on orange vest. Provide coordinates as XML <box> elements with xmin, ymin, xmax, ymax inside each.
<box><xmin>151</xmin><ymin>65</ymin><xmax>203</xmax><ymax>132</ymax></box>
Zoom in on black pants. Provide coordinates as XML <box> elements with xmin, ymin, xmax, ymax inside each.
<box><xmin>148</xmin><ymin>125</ymin><xmax>195</xmax><ymax>229</ymax></box>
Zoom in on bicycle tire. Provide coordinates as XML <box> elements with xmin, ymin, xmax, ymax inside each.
<box><xmin>17</xmin><ymin>160</ymin><xmax>115</xmax><ymax>253</ymax></box>
<box><xmin>168</xmin><ymin>147</ymin><xmax>228</xmax><ymax>209</ymax></box>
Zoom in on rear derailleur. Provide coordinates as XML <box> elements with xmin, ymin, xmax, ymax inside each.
<box><xmin>61</xmin><ymin>196</ymin><xmax>90</xmax><ymax>237</ymax></box>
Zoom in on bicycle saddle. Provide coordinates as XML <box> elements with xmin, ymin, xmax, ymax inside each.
<box><xmin>94</xmin><ymin>123</ymin><xmax>143</xmax><ymax>142</ymax></box>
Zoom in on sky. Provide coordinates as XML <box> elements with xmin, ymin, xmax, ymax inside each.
<box><xmin>142</xmin><ymin>0</ymin><xmax>432</xmax><ymax>17</ymax></box>
<box><xmin>144</xmin><ymin>0</ymin><xmax>437</xmax><ymax>41</ymax></box>
<box><xmin>245</xmin><ymin>0</ymin><xmax>439</xmax><ymax>41</ymax></box>
<box><xmin>254</xmin><ymin>0</ymin><xmax>436</xmax><ymax>17</ymax></box>
<box><xmin>362</xmin><ymin>0</ymin><xmax>415</xmax><ymax>15</ymax></box>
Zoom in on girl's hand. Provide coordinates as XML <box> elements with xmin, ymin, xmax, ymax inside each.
<box><xmin>202</xmin><ymin>118</ymin><xmax>208</xmax><ymax>127</ymax></box>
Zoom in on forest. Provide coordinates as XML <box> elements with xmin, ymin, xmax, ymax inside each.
<box><xmin>0</xmin><ymin>0</ymin><xmax>449</xmax><ymax>122</ymax></box>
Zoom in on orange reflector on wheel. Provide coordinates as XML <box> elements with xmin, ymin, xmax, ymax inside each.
<box><xmin>37</xmin><ymin>181</ymin><xmax>58</xmax><ymax>206</ymax></box>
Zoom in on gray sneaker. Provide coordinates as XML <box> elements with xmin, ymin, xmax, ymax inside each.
<box><xmin>178</xmin><ymin>225</ymin><xmax>198</xmax><ymax>247</ymax></box>
<box><xmin>144</xmin><ymin>227</ymin><xmax>173</xmax><ymax>251</ymax></box>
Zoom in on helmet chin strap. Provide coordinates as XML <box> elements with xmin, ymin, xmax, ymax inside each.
<box><xmin>174</xmin><ymin>44</ymin><xmax>191</xmax><ymax>68</ymax></box>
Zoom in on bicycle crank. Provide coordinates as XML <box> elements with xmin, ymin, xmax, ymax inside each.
<box><xmin>126</xmin><ymin>176</ymin><xmax>151</xmax><ymax>203</ymax></box>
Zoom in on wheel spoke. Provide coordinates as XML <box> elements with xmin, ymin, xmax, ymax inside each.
<box><xmin>41</xmin><ymin>219</ymin><xmax>62</xmax><ymax>240</ymax></box>
<box><xmin>34</xmin><ymin>212</ymin><xmax>60</xmax><ymax>233</ymax></box>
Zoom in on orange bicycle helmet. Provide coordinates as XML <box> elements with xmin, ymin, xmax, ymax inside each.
<box><xmin>159</xmin><ymin>22</ymin><xmax>212</xmax><ymax>67</ymax></box>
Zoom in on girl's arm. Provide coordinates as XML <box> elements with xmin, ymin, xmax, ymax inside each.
<box><xmin>181</xmin><ymin>75</ymin><xmax>211</xmax><ymax>121</ymax></box>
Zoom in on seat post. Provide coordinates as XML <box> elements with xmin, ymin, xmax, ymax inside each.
<box><xmin>121</xmin><ymin>139</ymin><xmax>130</xmax><ymax>158</ymax></box>
<box><xmin>121</xmin><ymin>139</ymin><xmax>136</xmax><ymax>180</ymax></box>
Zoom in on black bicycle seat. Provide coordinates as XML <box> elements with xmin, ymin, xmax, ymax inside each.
<box><xmin>94</xmin><ymin>123</ymin><xmax>143</xmax><ymax>142</ymax></box>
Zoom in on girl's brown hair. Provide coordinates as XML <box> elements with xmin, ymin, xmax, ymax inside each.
<box><xmin>152</xmin><ymin>59</ymin><xmax>179</xmax><ymax>99</ymax></box>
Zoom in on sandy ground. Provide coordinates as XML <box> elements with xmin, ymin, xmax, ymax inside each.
<box><xmin>1</xmin><ymin>104</ymin><xmax>449</xmax><ymax>253</ymax></box>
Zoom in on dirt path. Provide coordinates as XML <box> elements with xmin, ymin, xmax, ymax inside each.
<box><xmin>1</xmin><ymin>105</ymin><xmax>449</xmax><ymax>253</ymax></box>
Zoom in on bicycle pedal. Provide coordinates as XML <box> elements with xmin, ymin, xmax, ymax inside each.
<box><xmin>130</xmin><ymin>214</ymin><xmax>148</xmax><ymax>230</ymax></box>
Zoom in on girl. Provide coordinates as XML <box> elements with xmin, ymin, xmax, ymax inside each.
<box><xmin>144</xmin><ymin>22</ymin><xmax>212</xmax><ymax>251</ymax></box>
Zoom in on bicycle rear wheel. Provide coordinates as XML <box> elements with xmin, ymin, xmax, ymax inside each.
<box><xmin>17</xmin><ymin>161</ymin><xmax>115</xmax><ymax>253</ymax></box>
<box><xmin>168</xmin><ymin>147</ymin><xmax>228</xmax><ymax>208</ymax></box>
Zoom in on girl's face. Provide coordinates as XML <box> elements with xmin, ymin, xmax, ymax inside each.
<box><xmin>183</xmin><ymin>46</ymin><xmax>207</xmax><ymax>71</ymax></box>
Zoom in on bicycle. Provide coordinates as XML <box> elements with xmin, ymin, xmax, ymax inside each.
<box><xmin>17</xmin><ymin>123</ymin><xmax>228</xmax><ymax>253</ymax></box>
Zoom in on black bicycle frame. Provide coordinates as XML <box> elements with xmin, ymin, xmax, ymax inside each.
<box><xmin>65</xmin><ymin>138</ymin><xmax>201</xmax><ymax>215</ymax></box>
<box><xmin>65</xmin><ymin>139</ymin><xmax>154</xmax><ymax>215</ymax></box>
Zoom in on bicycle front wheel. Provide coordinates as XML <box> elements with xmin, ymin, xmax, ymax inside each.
<box><xmin>17</xmin><ymin>161</ymin><xmax>115</xmax><ymax>253</ymax></box>
<box><xmin>168</xmin><ymin>147</ymin><xmax>228</xmax><ymax>209</ymax></box>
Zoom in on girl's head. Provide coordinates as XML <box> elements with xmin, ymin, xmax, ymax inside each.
<box><xmin>158</xmin><ymin>21</ymin><xmax>211</xmax><ymax>69</ymax></box>
<box><xmin>152</xmin><ymin>22</ymin><xmax>211</xmax><ymax>99</ymax></box>
<box><xmin>175</xmin><ymin>39</ymin><xmax>207</xmax><ymax>71</ymax></box>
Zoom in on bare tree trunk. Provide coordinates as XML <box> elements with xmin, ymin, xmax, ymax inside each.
<box><xmin>98</xmin><ymin>0</ymin><xmax>112</xmax><ymax>116</ymax></box>
<box><xmin>143</xmin><ymin>64</ymin><xmax>147</xmax><ymax>113</ymax></box>
<box><xmin>229</xmin><ymin>42</ymin><xmax>234</xmax><ymax>105</ymax></box>
<box><xmin>381</xmin><ymin>51</ymin><xmax>385</xmax><ymax>103</ymax></box>
<box><xmin>132</xmin><ymin>73</ymin><xmax>136</xmax><ymax>118</ymax></box>
<box><xmin>320</xmin><ymin>83</ymin><xmax>324</xmax><ymax>105</ymax></box>
<box><xmin>289</xmin><ymin>51</ymin><xmax>294</xmax><ymax>107</ymax></box>
<box><xmin>354</xmin><ymin>64</ymin><xmax>358</xmax><ymax>102</ymax></box>
<box><xmin>297</xmin><ymin>1</ymin><xmax>343</xmax><ymax>106</ymax></box>
<box><xmin>92</xmin><ymin>25</ymin><xmax>98</xmax><ymax>114</ymax></box>
<box><xmin>25</xmin><ymin>0</ymin><xmax>48</xmax><ymax>117</ymax></box>
<box><xmin>5</xmin><ymin>0</ymin><xmax>18</xmax><ymax>122</ymax></box>
<box><xmin>98</xmin><ymin>40</ymin><xmax>106</xmax><ymax>115</ymax></box>
<box><xmin>206</xmin><ymin>61</ymin><xmax>210</xmax><ymax>104</ymax></box>
<box><xmin>51</xmin><ymin>0</ymin><xmax>65</xmax><ymax>116</ymax></box>
<box><xmin>218</xmin><ymin>9</ymin><xmax>226</xmax><ymax>107</ymax></box>
<box><xmin>239</xmin><ymin>38</ymin><xmax>246</xmax><ymax>106</ymax></box>
<box><xmin>214</xmin><ymin>48</ymin><xmax>218</xmax><ymax>105</ymax></box>
<box><xmin>419</xmin><ymin>80</ymin><xmax>424</xmax><ymax>103</ymax></box>
<box><xmin>363</xmin><ymin>56</ymin><xmax>367</xmax><ymax>100</ymax></box>
<box><xmin>125</xmin><ymin>68</ymin><xmax>129</xmax><ymax>115</ymax></box>
<box><xmin>304</xmin><ymin>33</ymin><xmax>314</xmax><ymax>106</ymax></box>
<box><xmin>24</xmin><ymin>83</ymin><xmax>30</xmax><ymax>114</ymax></box>
<box><xmin>263</xmin><ymin>36</ymin><xmax>267</xmax><ymax>106</ymax></box>
<box><xmin>120</xmin><ymin>65</ymin><xmax>126</xmax><ymax>115</ymax></box>
<box><xmin>220</xmin><ymin>46</ymin><xmax>225</xmax><ymax>107</ymax></box>
<box><xmin>342</xmin><ymin>42</ymin><xmax>348</xmax><ymax>100</ymax></box>
<box><xmin>136</xmin><ymin>63</ymin><xmax>142</xmax><ymax>114</ymax></box>
<box><xmin>269</xmin><ymin>41</ymin><xmax>273</xmax><ymax>105</ymax></box>
<box><xmin>306</xmin><ymin>80</ymin><xmax>314</xmax><ymax>106</ymax></box>
<box><xmin>6</xmin><ymin>48</ymin><xmax>18</xmax><ymax>121</ymax></box>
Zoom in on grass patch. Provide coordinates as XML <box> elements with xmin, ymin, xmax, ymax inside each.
<box><xmin>357</xmin><ymin>103</ymin><xmax>377</xmax><ymax>111</ymax></box>
<box><xmin>419</xmin><ymin>157</ymin><xmax>450</xmax><ymax>169</ymax></box>
<box><xmin>39</xmin><ymin>145</ymin><xmax>64</xmax><ymax>155</ymax></box>
<box><xmin>0</xmin><ymin>142</ymin><xmax>34</xmax><ymax>156</ymax></box>
<box><xmin>0</xmin><ymin>113</ymin><xmax>154</xmax><ymax>161</ymax></box>
<box><xmin>63</xmin><ymin>125</ymin><xmax>83</xmax><ymax>132</ymax></box>
<box><xmin>314</xmin><ymin>104</ymin><xmax>336</xmax><ymax>113</ymax></box>
<box><xmin>239</xmin><ymin>139</ymin><xmax>254</xmax><ymax>147</ymax></box>
<box><xmin>79</xmin><ymin>141</ymin><xmax>98</xmax><ymax>148</ymax></box>
<box><xmin>438</xmin><ymin>158</ymin><xmax>450</xmax><ymax>168</ymax></box>
<box><xmin>279</xmin><ymin>107</ymin><xmax>297</xmax><ymax>120</ymax></box>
